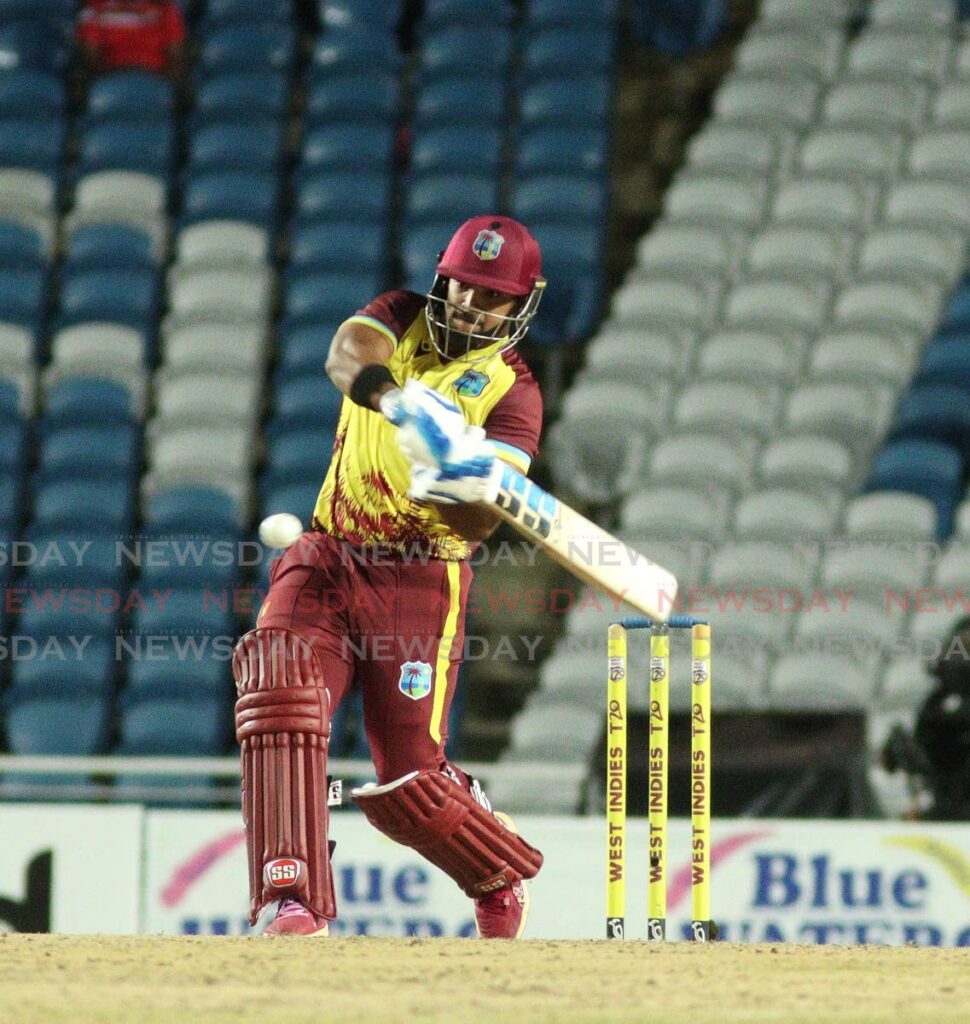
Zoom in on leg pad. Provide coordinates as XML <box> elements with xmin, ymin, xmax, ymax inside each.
<box><xmin>352</xmin><ymin>769</ymin><xmax>543</xmax><ymax>898</ymax></box>
<box><xmin>234</xmin><ymin>627</ymin><xmax>336</xmax><ymax>923</ymax></box>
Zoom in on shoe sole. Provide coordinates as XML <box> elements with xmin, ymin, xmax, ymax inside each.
<box><xmin>479</xmin><ymin>811</ymin><xmax>530</xmax><ymax>940</ymax></box>
<box><xmin>264</xmin><ymin>921</ymin><xmax>330</xmax><ymax>938</ymax></box>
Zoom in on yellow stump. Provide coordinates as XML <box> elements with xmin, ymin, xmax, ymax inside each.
<box><xmin>647</xmin><ymin>628</ymin><xmax>669</xmax><ymax>940</ymax></box>
<box><xmin>606</xmin><ymin>623</ymin><xmax>627</xmax><ymax>939</ymax></box>
<box><xmin>690</xmin><ymin>623</ymin><xmax>712</xmax><ymax>941</ymax></box>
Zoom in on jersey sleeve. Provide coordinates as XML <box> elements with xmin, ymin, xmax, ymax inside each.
<box><xmin>346</xmin><ymin>290</ymin><xmax>426</xmax><ymax>349</ymax></box>
<box><xmin>484</xmin><ymin>371</ymin><xmax>542</xmax><ymax>475</ymax></box>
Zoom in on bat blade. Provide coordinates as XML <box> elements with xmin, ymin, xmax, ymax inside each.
<box><xmin>490</xmin><ymin>465</ymin><xmax>678</xmax><ymax>622</ymax></box>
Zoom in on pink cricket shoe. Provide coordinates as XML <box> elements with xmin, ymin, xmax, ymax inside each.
<box><xmin>474</xmin><ymin>879</ymin><xmax>529</xmax><ymax>939</ymax></box>
<box><xmin>264</xmin><ymin>899</ymin><xmax>329</xmax><ymax>937</ymax></box>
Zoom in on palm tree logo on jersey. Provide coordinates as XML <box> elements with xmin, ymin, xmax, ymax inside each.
<box><xmin>398</xmin><ymin>661</ymin><xmax>433</xmax><ymax>701</ymax></box>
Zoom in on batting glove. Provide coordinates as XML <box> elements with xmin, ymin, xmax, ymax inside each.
<box><xmin>382</xmin><ymin>379</ymin><xmax>472</xmax><ymax>470</ymax></box>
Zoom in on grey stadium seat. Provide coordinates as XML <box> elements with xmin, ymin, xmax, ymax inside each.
<box><xmin>880</xmin><ymin>653</ymin><xmax>935</xmax><ymax>710</ymax></box>
<box><xmin>723</xmin><ymin>279</ymin><xmax>830</xmax><ymax>335</ymax></box>
<box><xmin>163</xmin><ymin>322</ymin><xmax>267</xmax><ymax>374</ymax></box>
<box><xmin>708</xmin><ymin>541</ymin><xmax>816</xmax><ymax>594</ymax></box>
<box><xmin>610</xmin><ymin>277</ymin><xmax>721</xmax><ymax>333</ymax></box>
<box><xmin>733</xmin><ymin>26</ymin><xmax>845</xmax><ymax>81</ymax></box>
<box><xmin>797</xmin><ymin>127</ymin><xmax>905</xmax><ymax>182</ymax></box>
<box><xmin>820</xmin><ymin>542</ymin><xmax>929</xmax><ymax>599</ymax></box>
<box><xmin>708</xmin><ymin>602</ymin><xmax>793</xmax><ymax>658</ymax></box>
<box><xmin>175</xmin><ymin>220</ymin><xmax>270</xmax><ymax>269</ymax></box>
<box><xmin>907</xmin><ymin>130</ymin><xmax>970</xmax><ymax>183</ymax></box>
<box><xmin>72</xmin><ymin>170</ymin><xmax>166</xmax><ymax>217</ymax></box>
<box><xmin>664</xmin><ymin>174</ymin><xmax>767</xmax><ymax>231</ymax></box>
<box><xmin>768</xmin><ymin>653</ymin><xmax>877</xmax><ymax>710</ymax></box>
<box><xmin>582</xmin><ymin>325</ymin><xmax>697</xmax><ymax>387</ymax></box>
<box><xmin>857</xmin><ymin>228</ymin><xmax>966</xmax><ymax>289</ymax></box>
<box><xmin>146</xmin><ymin>427</ymin><xmax>253</xmax><ymax>508</ymax></box>
<box><xmin>152</xmin><ymin>372</ymin><xmax>262</xmax><ymax>432</ymax></box>
<box><xmin>743</xmin><ymin>226</ymin><xmax>852</xmax><ymax>283</ymax></box>
<box><xmin>771</xmin><ymin>176</ymin><xmax>876</xmax><ymax>229</ymax></box>
<box><xmin>793</xmin><ymin>599</ymin><xmax>903</xmax><ymax>660</ymax></box>
<box><xmin>843</xmin><ymin>492</ymin><xmax>938</xmax><ymax>541</ymax></box>
<box><xmin>167</xmin><ymin>267</ymin><xmax>273</xmax><ymax>322</ymax></box>
<box><xmin>732</xmin><ymin>486</ymin><xmax>842</xmax><ymax>542</ymax></box>
<box><xmin>685</xmin><ymin>123</ymin><xmax>795</xmax><ymax>177</ymax></box>
<box><xmin>756</xmin><ymin>435</ymin><xmax>855</xmax><ymax>491</ymax></box>
<box><xmin>713</xmin><ymin>73</ymin><xmax>821</xmax><ymax>130</ymax></box>
<box><xmin>484</xmin><ymin>761</ymin><xmax>586</xmax><ymax>815</ymax></box>
<box><xmin>868</xmin><ymin>0</ymin><xmax>956</xmax><ymax>29</ymax></box>
<box><xmin>49</xmin><ymin>324</ymin><xmax>145</xmax><ymax>382</ymax></box>
<box><xmin>883</xmin><ymin>180</ymin><xmax>970</xmax><ymax>233</ymax></box>
<box><xmin>931</xmin><ymin>543</ymin><xmax>970</xmax><ymax>591</ymax></box>
<box><xmin>503</xmin><ymin>701</ymin><xmax>601</xmax><ymax>762</ymax></box>
<box><xmin>758</xmin><ymin>0</ymin><xmax>852</xmax><ymax>25</ymax></box>
<box><xmin>674</xmin><ymin>381</ymin><xmax>781</xmax><ymax>440</ymax></box>
<box><xmin>783</xmin><ymin>383</ymin><xmax>895</xmax><ymax>459</ymax></box>
<box><xmin>697</xmin><ymin>329</ymin><xmax>805</xmax><ymax>388</ymax></box>
<box><xmin>808</xmin><ymin>331</ymin><xmax>917</xmax><ymax>389</ymax></box>
<box><xmin>634</xmin><ymin>223</ymin><xmax>744</xmax><ymax>279</ymax></box>
<box><xmin>647</xmin><ymin>432</ymin><xmax>759</xmax><ymax>496</ymax></box>
<box><xmin>821</xmin><ymin>78</ymin><xmax>930</xmax><ymax>133</ymax></box>
<box><xmin>846</xmin><ymin>30</ymin><xmax>954</xmax><ymax>84</ymax></box>
<box><xmin>831</xmin><ymin>281</ymin><xmax>942</xmax><ymax>336</ymax></box>
<box><xmin>620</xmin><ymin>485</ymin><xmax>732</xmax><ymax>541</ymax></box>
<box><xmin>932</xmin><ymin>82</ymin><xmax>970</xmax><ymax>128</ymax></box>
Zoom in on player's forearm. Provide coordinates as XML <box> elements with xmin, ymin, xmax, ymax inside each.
<box><xmin>434</xmin><ymin>501</ymin><xmax>501</xmax><ymax>543</ymax></box>
<box><xmin>326</xmin><ymin>322</ymin><xmax>396</xmax><ymax>410</ymax></box>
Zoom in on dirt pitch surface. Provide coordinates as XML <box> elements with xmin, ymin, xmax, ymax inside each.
<box><xmin>2</xmin><ymin>935</ymin><xmax>969</xmax><ymax>1024</ymax></box>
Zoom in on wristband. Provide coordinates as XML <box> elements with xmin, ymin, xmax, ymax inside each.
<box><xmin>349</xmin><ymin>364</ymin><xmax>398</xmax><ymax>409</ymax></box>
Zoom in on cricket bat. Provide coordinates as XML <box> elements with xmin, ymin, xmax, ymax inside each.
<box><xmin>490</xmin><ymin>463</ymin><xmax>678</xmax><ymax>623</ymax></box>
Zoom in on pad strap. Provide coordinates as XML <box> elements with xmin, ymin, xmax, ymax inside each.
<box><xmin>234</xmin><ymin>627</ymin><xmax>336</xmax><ymax>923</ymax></box>
<box><xmin>352</xmin><ymin>769</ymin><xmax>543</xmax><ymax>898</ymax></box>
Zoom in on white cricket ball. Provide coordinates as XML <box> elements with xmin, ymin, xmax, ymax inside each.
<box><xmin>258</xmin><ymin>512</ymin><xmax>304</xmax><ymax>549</ymax></box>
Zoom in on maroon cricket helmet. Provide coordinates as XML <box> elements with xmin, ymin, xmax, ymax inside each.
<box><xmin>436</xmin><ymin>215</ymin><xmax>544</xmax><ymax>297</ymax></box>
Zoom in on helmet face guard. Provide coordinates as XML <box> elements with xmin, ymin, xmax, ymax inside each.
<box><xmin>422</xmin><ymin>215</ymin><xmax>545</xmax><ymax>363</ymax></box>
<box><xmin>424</xmin><ymin>273</ymin><xmax>546</xmax><ymax>363</ymax></box>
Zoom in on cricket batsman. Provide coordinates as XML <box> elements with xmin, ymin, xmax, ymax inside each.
<box><xmin>233</xmin><ymin>216</ymin><xmax>549</xmax><ymax>937</ymax></box>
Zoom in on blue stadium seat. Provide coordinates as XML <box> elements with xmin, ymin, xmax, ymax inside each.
<box><xmin>311</xmin><ymin>30</ymin><xmax>401</xmax><ymax>74</ymax></box>
<box><xmin>58</xmin><ymin>267</ymin><xmax>158</xmax><ymax>332</ymax></box>
<box><xmin>0</xmin><ymin>0</ymin><xmax>77</xmax><ymax>17</ymax></box>
<box><xmin>277</xmin><ymin>320</ymin><xmax>337</xmax><ymax>375</ymax></box>
<box><xmin>0</xmin><ymin>377</ymin><xmax>21</xmax><ymax>416</ymax></box>
<box><xmin>527</xmin><ymin>0</ymin><xmax>620</xmax><ymax>27</ymax></box>
<box><xmin>916</xmin><ymin>336</ymin><xmax>970</xmax><ymax>390</ymax></box>
<box><xmin>261</xmin><ymin>478</ymin><xmax>323</xmax><ymax>520</ymax></box>
<box><xmin>399</xmin><ymin>222</ymin><xmax>451</xmax><ymax>286</ymax></box>
<box><xmin>44</xmin><ymin>378</ymin><xmax>137</xmax><ymax>427</ymax></box>
<box><xmin>77</xmin><ymin>119</ymin><xmax>176</xmax><ymax>176</ymax></box>
<box><xmin>10</xmin><ymin>636</ymin><xmax>119</xmax><ymax>698</ymax></box>
<box><xmin>144</xmin><ymin>485</ymin><xmax>243</xmax><ymax>533</ymax></box>
<box><xmin>0</xmin><ymin>19</ymin><xmax>70</xmax><ymax>73</ymax></box>
<box><xmin>301</xmin><ymin>124</ymin><xmax>394</xmax><ymax>172</ymax></box>
<box><xmin>423</xmin><ymin>0</ymin><xmax>514</xmax><ymax>26</ymax></box>
<box><xmin>0</xmin><ymin>221</ymin><xmax>46</xmax><ymax>270</ymax></box>
<box><xmin>289</xmin><ymin>221</ymin><xmax>386</xmax><ymax>273</ymax></box>
<box><xmin>304</xmin><ymin>72</ymin><xmax>398</xmax><ymax>124</ymax></box>
<box><xmin>321</xmin><ymin>0</ymin><xmax>403</xmax><ymax>32</ymax></box>
<box><xmin>200</xmin><ymin>23</ymin><xmax>297</xmax><ymax>73</ymax></box>
<box><xmin>0</xmin><ymin>266</ymin><xmax>46</xmax><ymax>328</ymax></box>
<box><xmin>181</xmin><ymin>170</ymin><xmax>279</xmax><ymax>227</ymax></box>
<box><xmin>515</xmin><ymin>125</ymin><xmax>609</xmax><ymax>176</ymax></box>
<box><xmin>0</xmin><ymin>68</ymin><xmax>64</xmax><ymax>116</ymax></box>
<box><xmin>404</xmin><ymin>174</ymin><xmax>500</xmax><ymax>226</ymax></box>
<box><xmin>511</xmin><ymin>175</ymin><xmax>608</xmax><ymax>222</ymax></box>
<box><xmin>203</xmin><ymin>0</ymin><xmax>293</xmax><ymax>27</ymax></box>
<box><xmin>0</xmin><ymin>117</ymin><xmax>64</xmax><ymax>174</ymax></box>
<box><xmin>941</xmin><ymin>280</ymin><xmax>970</xmax><ymax>333</ymax></box>
<box><xmin>64</xmin><ymin>223</ymin><xmax>157</xmax><ymax>270</ymax></box>
<box><xmin>0</xmin><ymin>419</ymin><xmax>25</xmax><ymax>473</ymax></box>
<box><xmin>421</xmin><ymin>26</ymin><xmax>513</xmax><ymax>77</ymax></box>
<box><xmin>130</xmin><ymin>587</ymin><xmax>237</xmax><ymax>639</ymax></box>
<box><xmin>37</xmin><ymin>423</ymin><xmax>141</xmax><ymax>480</ymax></box>
<box><xmin>518</xmin><ymin>77</ymin><xmax>611</xmax><ymax>126</ymax></box>
<box><xmin>520</xmin><ymin>26</ymin><xmax>615</xmax><ymax>79</ymax></box>
<box><xmin>410</xmin><ymin>125</ymin><xmax>503</xmax><ymax>175</ymax></box>
<box><xmin>530</xmin><ymin>221</ymin><xmax>603</xmax><ymax>289</ymax></box>
<box><xmin>32</xmin><ymin>477</ymin><xmax>134</xmax><ymax>532</ymax></box>
<box><xmin>136</xmin><ymin>525</ymin><xmax>242</xmax><ymax>588</ymax></box>
<box><xmin>5</xmin><ymin>698</ymin><xmax>112</xmax><ymax>755</ymax></box>
<box><xmin>16</xmin><ymin>589</ymin><xmax>122</xmax><ymax>640</ymax></box>
<box><xmin>294</xmin><ymin>169</ymin><xmax>392</xmax><ymax>221</ymax></box>
<box><xmin>187</xmin><ymin>119</ymin><xmax>285</xmax><ymax>173</ymax></box>
<box><xmin>867</xmin><ymin>438</ymin><xmax>963</xmax><ymax>537</ymax></box>
<box><xmin>0</xmin><ymin>471</ymin><xmax>22</xmax><ymax>530</ymax></box>
<box><xmin>23</xmin><ymin>531</ymin><xmax>130</xmax><ymax>590</ymax></box>
<box><xmin>126</xmin><ymin>652</ymin><xmax>230</xmax><ymax>701</ymax></box>
<box><xmin>263</xmin><ymin>427</ymin><xmax>336</xmax><ymax>485</ymax></box>
<box><xmin>891</xmin><ymin>383</ymin><xmax>970</xmax><ymax>454</ymax></box>
<box><xmin>116</xmin><ymin>698</ymin><xmax>229</xmax><ymax>755</ymax></box>
<box><xmin>284</xmin><ymin>269</ymin><xmax>382</xmax><ymax>322</ymax></box>
<box><xmin>413</xmin><ymin>76</ymin><xmax>507</xmax><ymax>127</ymax></box>
<box><xmin>273</xmin><ymin>373</ymin><xmax>345</xmax><ymax>430</ymax></box>
<box><xmin>194</xmin><ymin>71</ymin><xmax>290</xmax><ymax>121</ymax></box>
<box><xmin>632</xmin><ymin>0</ymin><xmax>728</xmax><ymax>55</ymax></box>
<box><xmin>85</xmin><ymin>71</ymin><xmax>175</xmax><ymax>121</ymax></box>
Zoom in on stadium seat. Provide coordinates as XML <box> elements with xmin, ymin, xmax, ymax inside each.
<box><xmin>85</xmin><ymin>70</ymin><xmax>175</xmax><ymax>120</ymax></box>
<box><xmin>284</xmin><ymin>270</ymin><xmax>381</xmax><ymax>323</ymax></box>
<box><xmin>421</xmin><ymin>25</ymin><xmax>513</xmax><ymax>77</ymax></box>
<box><xmin>305</xmin><ymin>73</ymin><xmax>396</xmax><ymax>125</ymax></box>
<box><xmin>857</xmin><ymin>228</ymin><xmax>965</xmax><ymax>288</ymax></box>
<box><xmin>181</xmin><ymin>171</ymin><xmax>279</xmax><ymax>228</ymax></box>
<box><xmin>48</xmin><ymin>323</ymin><xmax>147</xmax><ymax>384</ymax></box>
<box><xmin>0</xmin><ymin>68</ymin><xmax>64</xmax><ymax>117</ymax></box>
<box><xmin>844</xmin><ymin>492</ymin><xmax>939</xmax><ymax>542</ymax></box>
<box><xmin>933</xmin><ymin>82</ymin><xmax>970</xmax><ymax>128</ymax></box>
<box><xmin>64</xmin><ymin>223</ymin><xmax>158</xmax><ymax>270</ymax></box>
<box><xmin>519</xmin><ymin>26</ymin><xmax>614</xmax><ymax>80</ymax></box>
<box><xmin>0</xmin><ymin>222</ymin><xmax>46</xmax><ymax>271</ymax></box>
<box><xmin>404</xmin><ymin>174</ymin><xmax>500</xmax><ymax>228</ymax></box>
<box><xmin>847</xmin><ymin>29</ymin><xmax>953</xmax><ymax>83</ymax></box>
<box><xmin>723</xmin><ymin>279</ymin><xmax>830</xmax><ymax>335</ymax></box>
<box><xmin>32</xmin><ymin>477</ymin><xmax>133</xmax><ymax>532</ymax></box>
<box><xmin>883</xmin><ymin>180</ymin><xmax>970</xmax><ymax>233</ymax></box>
<box><xmin>37</xmin><ymin>423</ymin><xmax>140</xmax><ymax>479</ymax></box>
<box><xmin>769</xmin><ymin>654</ymin><xmax>876</xmax><ymax>710</ymax></box>
<box><xmin>908</xmin><ymin>129</ymin><xmax>970</xmax><ymax>182</ymax></box>
<box><xmin>664</xmin><ymin>173</ymin><xmax>767</xmax><ymax>230</ymax></box>
<box><xmin>301</xmin><ymin>124</ymin><xmax>394</xmax><ymax>172</ymax></box>
<box><xmin>167</xmin><ymin>267</ymin><xmax>272</xmax><ymax>323</ymax></box>
<box><xmin>734</xmin><ymin>25</ymin><xmax>844</xmax><ymax>81</ymax></box>
<box><xmin>797</xmin><ymin>127</ymin><xmax>904</xmax><ymax>182</ymax></box>
<box><xmin>126</xmin><ymin>651</ymin><xmax>231</xmax><ymax>700</ymax></box>
<box><xmin>714</xmin><ymin>73</ymin><xmax>820</xmax><ymax>130</ymax></box>
<box><xmin>686</xmin><ymin>123</ymin><xmax>794</xmax><ymax>177</ymax></box>
<box><xmin>771</xmin><ymin>176</ymin><xmax>874</xmax><ymax>229</ymax></box>
<box><xmin>0</xmin><ymin>267</ymin><xmax>46</xmax><ymax>328</ymax></box>
<box><xmin>117</xmin><ymin>698</ymin><xmax>229</xmax><ymax>756</ymax></box>
<box><xmin>820</xmin><ymin>541</ymin><xmax>928</xmax><ymax>598</ymax></box>
<box><xmin>891</xmin><ymin>384</ymin><xmax>970</xmax><ymax>455</ymax></box>
<box><xmin>620</xmin><ymin>485</ymin><xmax>731</xmax><ymax>541</ymax></box>
<box><xmin>648</xmin><ymin>432</ymin><xmax>758</xmax><ymax>496</ymax></box>
<box><xmin>295</xmin><ymin>170</ymin><xmax>392</xmax><ymax>222</ymax></box>
<box><xmin>77</xmin><ymin>118</ymin><xmax>176</xmax><ymax>176</ymax></box>
<box><xmin>674</xmin><ymin>381</ymin><xmax>780</xmax><ymax>440</ymax></box>
<box><xmin>518</xmin><ymin>77</ymin><xmax>611</xmax><ymax>127</ymax></box>
<box><xmin>130</xmin><ymin>587</ymin><xmax>237</xmax><ymax>640</ymax></box>
<box><xmin>708</xmin><ymin>541</ymin><xmax>815</xmax><ymax>594</ymax></box>
<box><xmin>784</xmin><ymin>383</ymin><xmax>894</xmax><ymax>459</ymax></box>
<box><xmin>5</xmin><ymin>698</ymin><xmax>112</xmax><ymax>755</ymax></box>
<box><xmin>194</xmin><ymin>70</ymin><xmax>290</xmax><ymax>121</ymax></box>
<box><xmin>289</xmin><ymin>221</ymin><xmax>386</xmax><ymax>274</ymax></box>
<box><xmin>143</xmin><ymin>484</ymin><xmax>243</xmax><ymax>533</ymax></box>
<box><xmin>10</xmin><ymin>637</ymin><xmax>118</xmax><ymax>698</ymax></box>
<box><xmin>732</xmin><ymin>488</ymin><xmax>841</xmax><ymax>542</ymax></box>
<box><xmin>514</xmin><ymin>125</ymin><xmax>609</xmax><ymax>176</ymax></box>
<box><xmin>187</xmin><ymin>120</ymin><xmax>285</xmax><ymax>173</ymax></box>
<box><xmin>163</xmin><ymin>322</ymin><xmax>265</xmax><ymax>375</ymax></box>
<box><xmin>756</xmin><ymin>435</ymin><xmax>855</xmax><ymax>491</ymax></box>
<box><xmin>273</xmin><ymin>374</ymin><xmax>344</xmax><ymax>431</ymax></box>
<box><xmin>411</xmin><ymin>125</ymin><xmax>503</xmax><ymax>175</ymax></box>
<box><xmin>511</xmin><ymin>176</ymin><xmax>608</xmax><ymax>223</ymax></box>
<box><xmin>413</xmin><ymin>76</ymin><xmax>507</xmax><ymax>127</ymax></box>
<box><xmin>199</xmin><ymin>23</ymin><xmax>296</xmax><ymax>74</ymax></box>
<box><xmin>23</xmin><ymin>530</ymin><xmax>130</xmax><ymax>590</ymax></box>
<box><xmin>261</xmin><ymin>478</ymin><xmax>322</xmax><ymax>520</ymax></box>
<box><xmin>263</xmin><ymin>428</ymin><xmax>337</xmax><ymax>486</ymax></box>
<box><xmin>698</xmin><ymin>329</ymin><xmax>803</xmax><ymax>387</ymax></box>
<box><xmin>0</xmin><ymin>117</ymin><xmax>64</xmax><ymax>175</ymax></box>
<box><xmin>43</xmin><ymin>377</ymin><xmax>138</xmax><ymax>426</ymax></box>
<box><xmin>175</xmin><ymin>220</ymin><xmax>269</xmax><ymax>269</ymax></box>
<box><xmin>58</xmin><ymin>267</ymin><xmax>158</xmax><ymax>332</ymax></box>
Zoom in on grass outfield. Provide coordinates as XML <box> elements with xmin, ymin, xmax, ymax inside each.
<box><xmin>2</xmin><ymin>935</ymin><xmax>968</xmax><ymax>1024</ymax></box>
